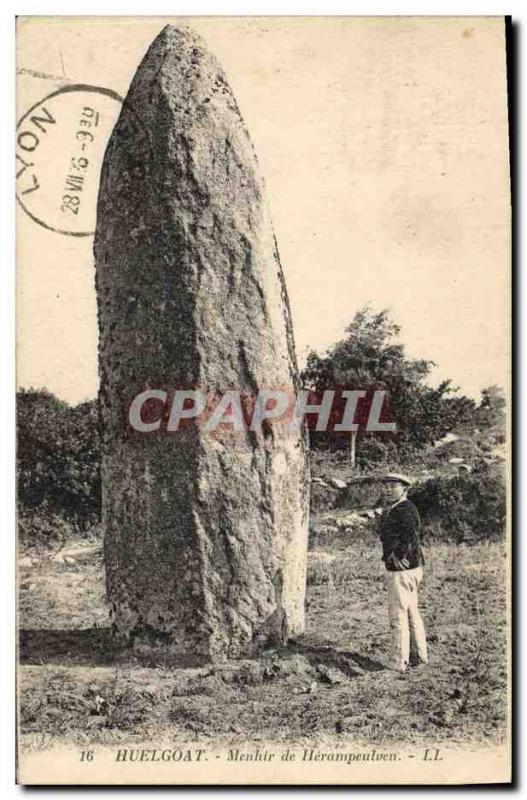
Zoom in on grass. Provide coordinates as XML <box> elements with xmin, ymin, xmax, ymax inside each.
<box><xmin>18</xmin><ymin>534</ymin><xmax>507</xmax><ymax>752</ymax></box>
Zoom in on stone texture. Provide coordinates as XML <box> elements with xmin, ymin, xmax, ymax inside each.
<box><xmin>94</xmin><ymin>26</ymin><xmax>309</xmax><ymax>662</ymax></box>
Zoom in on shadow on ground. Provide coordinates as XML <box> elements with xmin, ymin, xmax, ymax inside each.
<box><xmin>19</xmin><ymin>628</ymin><xmax>384</xmax><ymax>676</ymax></box>
<box><xmin>19</xmin><ymin>627</ymin><xmax>207</xmax><ymax>668</ymax></box>
<box><xmin>288</xmin><ymin>638</ymin><xmax>385</xmax><ymax>676</ymax></box>
<box><xmin>19</xmin><ymin>628</ymin><xmax>117</xmax><ymax>666</ymax></box>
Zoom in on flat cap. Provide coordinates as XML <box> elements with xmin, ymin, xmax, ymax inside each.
<box><xmin>383</xmin><ymin>472</ymin><xmax>412</xmax><ymax>486</ymax></box>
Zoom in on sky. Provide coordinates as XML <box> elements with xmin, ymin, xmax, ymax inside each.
<box><xmin>16</xmin><ymin>16</ymin><xmax>510</xmax><ymax>403</ymax></box>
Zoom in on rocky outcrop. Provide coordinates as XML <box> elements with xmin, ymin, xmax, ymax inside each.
<box><xmin>95</xmin><ymin>26</ymin><xmax>309</xmax><ymax>662</ymax></box>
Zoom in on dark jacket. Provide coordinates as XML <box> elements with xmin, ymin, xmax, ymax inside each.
<box><xmin>379</xmin><ymin>498</ymin><xmax>424</xmax><ymax>571</ymax></box>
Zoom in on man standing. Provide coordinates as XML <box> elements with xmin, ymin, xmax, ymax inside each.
<box><xmin>379</xmin><ymin>473</ymin><xmax>428</xmax><ymax>673</ymax></box>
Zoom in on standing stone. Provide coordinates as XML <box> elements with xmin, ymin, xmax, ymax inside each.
<box><xmin>95</xmin><ymin>26</ymin><xmax>309</xmax><ymax>662</ymax></box>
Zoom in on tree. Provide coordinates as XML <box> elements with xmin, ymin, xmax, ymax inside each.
<box><xmin>476</xmin><ymin>385</ymin><xmax>506</xmax><ymax>431</ymax></box>
<box><xmin>301</xmin><ymin>307</ymin><xmax>471</xmax><ymax>466</ymax></box>
<box><xmin>440</xmin><ymin>394</ymin><xmax>478</xmax><ymax>433</ymax></box>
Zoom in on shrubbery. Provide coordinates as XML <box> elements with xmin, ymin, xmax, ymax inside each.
<box><xmin>409</xmin><ymin>469</ymin><xmax>506</xmax><ymax>543</ymax></box>
<box><xmin>17</xmin><ymin>389</ymin><xmax>101</xmax><ymax>544</ymax></box>
<box><xmin>17</xmin><ymin>388</ymin><xmax>506</xmax><ymax>548</ymax></box>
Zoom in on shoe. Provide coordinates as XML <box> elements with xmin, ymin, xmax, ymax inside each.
<box><xmin>409</xmin><ymin>660</ymin><xmax>428</xmax><ymax>672</ymax></box>
<box><xmin>384</xmin><ymin>662</ymin><xmax>407</xmax><ymax>674</ymax></box>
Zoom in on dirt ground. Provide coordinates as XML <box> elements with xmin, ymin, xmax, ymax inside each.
<box><xmin>18</xmin><ymin>530</ymin><xmax>507</xmax><ymax>752</ymax></box>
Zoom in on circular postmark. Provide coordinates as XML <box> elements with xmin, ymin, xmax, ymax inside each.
<box><xmin>16</xmin><ymin>84</ymin><xmax>146</xmax><ymax>237</ymax></box>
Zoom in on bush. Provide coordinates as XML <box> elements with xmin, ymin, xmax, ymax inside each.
<box><xmin>17</xmin><ymin>506</ymin><xmax>75</xmax><ymax>549</ymax></box>
<box><xmin>409</xmin><ymin>470</ymin><xmax>506</xmax><ymax>543</ymax></box>
<box><xmin>17</xmin><ymin>389</ymin><xmax>101</xmax><ymax>542</ymax></box>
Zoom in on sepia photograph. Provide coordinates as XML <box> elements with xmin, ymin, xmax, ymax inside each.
<box><xmin>14</xmin><ymin>15</ymin><xmax>511</xmax><ymax>785</ymax></box>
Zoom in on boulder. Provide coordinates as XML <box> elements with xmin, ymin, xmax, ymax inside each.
<box><xmin>344</xmin><ymin>476</ymin><xmax>384</xmax><ymax>509</ymax></box>
<box><xmin>335</xmin><ymin>512</ymin><xmax>366</xmax><ymax>530</ymax></box>
<box><xmin>61</xmin><ymin>544</ymin><xmax>102</xmax><ymax>561</ymax></box>
<box><xmin>95</xmin><ymin>26</ymin><xmax>309</xmax><ymax>662</ymax></box>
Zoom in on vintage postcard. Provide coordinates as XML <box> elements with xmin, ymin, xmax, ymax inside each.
<box><xmin>16</xmin><ymin>16</ymin><xmax>511</xmax><ymax>785</ymax></box>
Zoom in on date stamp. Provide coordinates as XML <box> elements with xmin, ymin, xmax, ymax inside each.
<box><xmin>17</xmin><ymin>84</ymin><xmax>125</xmax><ymax>236</ymax></box>
<box><xmin>59</xmin><ymin>105</ymin><xmax>100</xmax><ymax>221</ymax></box>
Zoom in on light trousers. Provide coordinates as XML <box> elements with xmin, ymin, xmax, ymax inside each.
<box><xmin>385</xmin><ymin>566</ymin><xmax>428</xmax><ymax>671</ymax></box>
